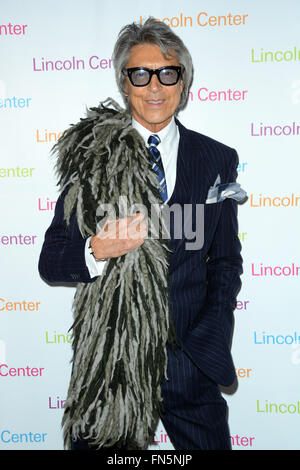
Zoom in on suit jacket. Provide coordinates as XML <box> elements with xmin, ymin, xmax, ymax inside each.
<box><xmin>38</xmin><ymin>118</ymin><xmax>243</xmax><ymax>387</ymax></box>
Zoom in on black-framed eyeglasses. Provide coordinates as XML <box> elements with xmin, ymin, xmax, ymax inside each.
<box><xmin>124</xmin><ymin>66</ymin><xmax>182</xmax><ymax>87</ymax></box>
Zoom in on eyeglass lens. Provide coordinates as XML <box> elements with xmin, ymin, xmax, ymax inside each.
<box><xmin>130</xmin><ymin>67</ymin><xmax>180</xmax><ymax>86</ymax></box>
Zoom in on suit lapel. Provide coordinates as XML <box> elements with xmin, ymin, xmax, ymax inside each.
<box><xmin>168</xmin><ymin>119</ymin><xmax>211</xmax><ymax>205</ymax></box>
<box><xmin>167</xmin><ymin>119</ymin><xmax>208</xmax><ymax>255</ymax></box>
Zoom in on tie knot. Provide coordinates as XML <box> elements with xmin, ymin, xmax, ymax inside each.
<box><xmin>148</xmin><ymin>134</ymin><xmax>161</xmax><ymax>147</ymax></box>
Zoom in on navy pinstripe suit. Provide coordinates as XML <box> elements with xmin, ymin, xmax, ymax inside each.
<box><xmin>39</xmin><ymin>119</ymin><xmax>243</xmax><ymax>450</ymax></box>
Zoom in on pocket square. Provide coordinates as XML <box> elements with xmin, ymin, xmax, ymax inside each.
<box><xmin>206</xmin><ymin>174</ymin><xmax>247</xmax><ymax>204</ymax></box>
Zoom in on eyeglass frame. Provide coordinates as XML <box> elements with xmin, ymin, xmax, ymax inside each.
<box><xmin>124</xmin><ymin>66</ymin><xmax>183</xmax><ymax>87</ymax></box>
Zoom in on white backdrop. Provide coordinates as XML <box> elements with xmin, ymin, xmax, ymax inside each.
<box><xmin>0</xmin><ymin>0</ymin><xmax>300</xmax><ymax>450</ymax></box>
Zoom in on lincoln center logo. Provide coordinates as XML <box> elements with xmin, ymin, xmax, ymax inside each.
<box><xmin>139</xmin><ymin>12</ymin><xmax>249</xmax><ymax>28</ymax></box>
<box><xmin>0</xmin><ymin>23</ymin><xmax>28</xmax><ymax>35</ymax></box>
<box><xmin>32</xmin><ymin>56</ymin><xmax>112</xmax><ymax>72</ymax></box>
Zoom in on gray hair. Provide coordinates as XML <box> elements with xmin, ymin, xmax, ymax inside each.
<box><xmin>112</xmin><ymin>17</ymin><xmax>194</xmax><ymax>113</ymax></box>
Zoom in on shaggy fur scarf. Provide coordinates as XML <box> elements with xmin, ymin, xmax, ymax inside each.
<box><xmin>51</xmin><ymin>98</ymin><xmax>178</xmax><ymax>450</ymax></box>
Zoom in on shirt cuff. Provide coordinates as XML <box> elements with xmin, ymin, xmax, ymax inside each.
<box><xmin>85</xmin><ymin>236</ymin><xmax>106</xmax><ymax>277</ymax></box>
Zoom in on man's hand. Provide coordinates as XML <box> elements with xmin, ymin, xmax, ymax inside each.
<box><xmin>90</xmin><ymin>213</ymin><xmax>148</xmax><ymax>260</ymax></box>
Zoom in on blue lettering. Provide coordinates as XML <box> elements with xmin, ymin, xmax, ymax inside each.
<box><xmin>1</xmin><ymin>430</ymin><xmax>10</xmax><ymax>442</ymax></box>
<box><xmin>276</xmin><ymin>335</ymin><xmax>284</xmax><ymax>344</ymax></box>
<box><xmin>254</xmin><ymin>331</ymin><xmax>300</xmax><ymax>345</ymax></box>
<box><xmin>254</xmin><ymin>331</ymin><xmax>263</xmax><ymax>344</ymax></box>
<box><xmin>0</xmin><ymin>97</ymin><xmax>32</xmax><ymax>109</ymax></box>
<box><xmin>0</xmin><ymin>430</ymin><xmax>47</xmax><ymax>443</ymax></box>
<box><xmin>237</xmin><ymin>162</ymin><xmax>248</xmax><ymax>172</ymax></box>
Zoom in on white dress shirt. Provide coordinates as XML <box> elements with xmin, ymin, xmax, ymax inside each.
<box><xmin>85</xmin><ymin>116</ymin><xmax>180</xmax><ymax>277</ymax></box>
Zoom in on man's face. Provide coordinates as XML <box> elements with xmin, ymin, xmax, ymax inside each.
<box><xmin>123</xmin><ymin>43</ymin><xmax>183</xmax><ymax>133</ymax></box>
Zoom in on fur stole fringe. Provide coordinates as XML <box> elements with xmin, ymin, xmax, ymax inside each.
<box><xmin>51</xmin><ymin>98</ymin><xmax>178</xmax><ymax>450</ymax></box>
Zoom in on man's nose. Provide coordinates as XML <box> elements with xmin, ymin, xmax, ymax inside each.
<box><xmin>148</xmin><ymin>73</ymin><xmax>162</xmax><ymax>91</ymax></box>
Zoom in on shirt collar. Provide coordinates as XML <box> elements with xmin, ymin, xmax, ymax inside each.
<box><xmin>131</xmin><ymin>116</ymin><xmax>178</xmax><ymax>151</ymax></box>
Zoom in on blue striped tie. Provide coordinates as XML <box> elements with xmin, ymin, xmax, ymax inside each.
<box><xmin>147</xmin><ymin>134</ymin><xmax>168</xmax><ymax>202</ymax></box>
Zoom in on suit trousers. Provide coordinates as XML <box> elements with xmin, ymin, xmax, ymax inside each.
<box><xmin>159</xmin><ymin>345</ymin><xmax>231</xmax><ymax>450</ymax></box>
<box><xmin>71</xmin><ymin>345</ymin><xmax>231</xmax><ymax>451</ymax></box>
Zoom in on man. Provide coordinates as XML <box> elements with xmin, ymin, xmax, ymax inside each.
<box><xmin>39</xmin><ymin>18</ymin><xmax>244</xmax><ymax>451</ymax></box>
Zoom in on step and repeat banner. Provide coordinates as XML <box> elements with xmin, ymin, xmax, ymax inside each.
<box><xmin>0</xmin><ymin>0</ymin><xmax>299</xmax><ymax>450</ymax></box>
